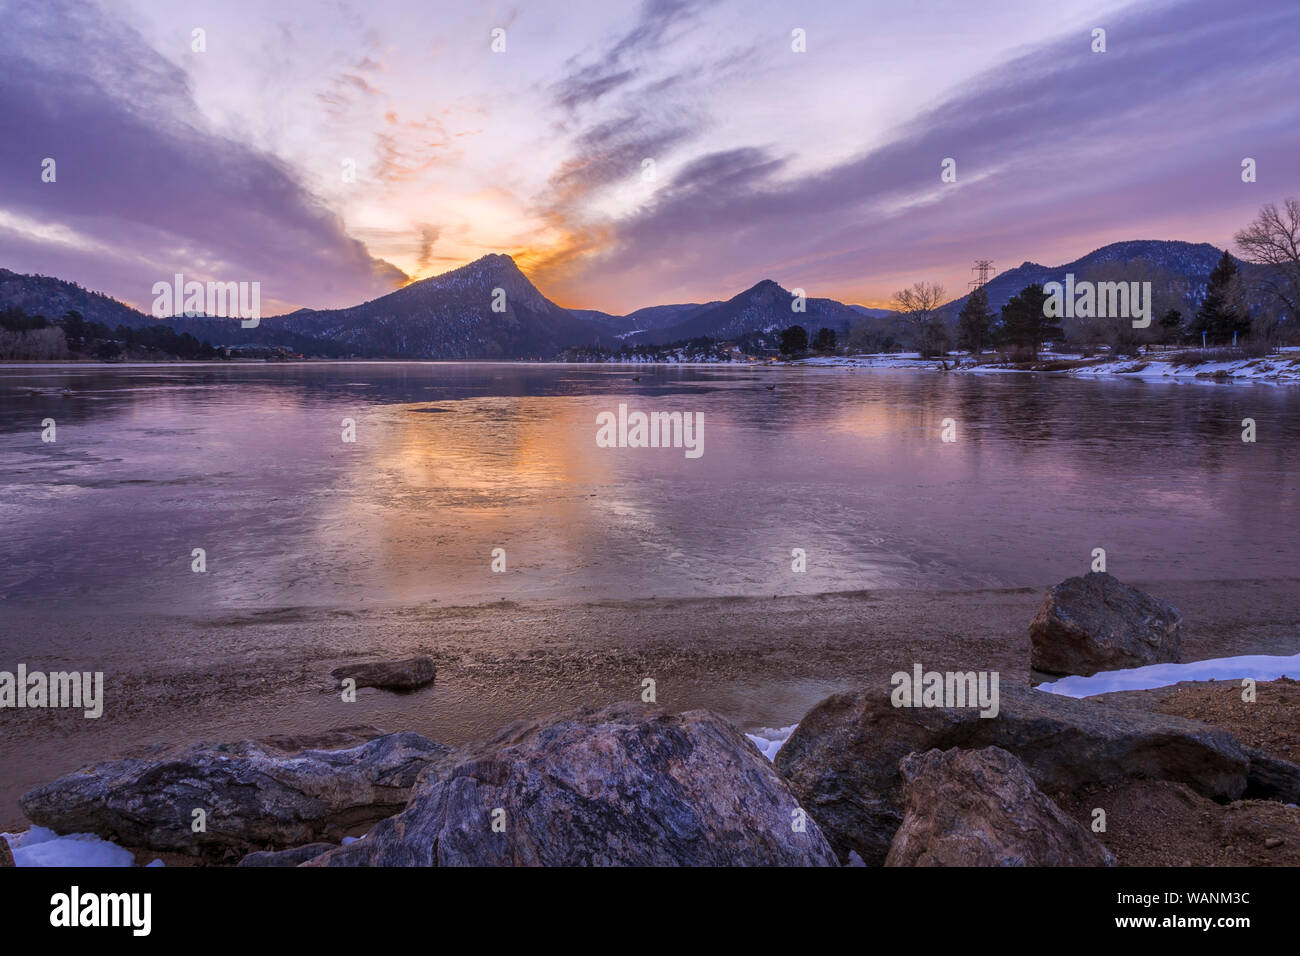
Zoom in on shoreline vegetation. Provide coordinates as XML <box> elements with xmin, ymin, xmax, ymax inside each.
<box><xmin>3</xmin><ymin>575</ymin><xmax>1297</xmax><ymax>866</ymax></box>
<box><xmin>5</xmin><ymin>348</ymin><xmax>1300</xmax><ymax>385</ymax></box>
<box><xmin>4</xmin><ymin>204</ymin><xmax>1298</xmax><ymax>369</ymax></box>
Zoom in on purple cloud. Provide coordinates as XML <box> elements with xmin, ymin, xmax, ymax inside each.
<box><xmin>550</xmin><ymin>0</ymin><xmax>1300</xmax><ymax>308</ymax></box>
<box><xmin>0</xmin><ymin>0</ymin><xmax>405</xmax><ymax>315</ymax></box>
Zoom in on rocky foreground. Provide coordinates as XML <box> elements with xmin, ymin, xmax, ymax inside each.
<box><xmin>5</xmin><ymin>574</ymin><xmax>1298</xmax><ymax>867</ymax></box>
<box><xmin>7</xmin><ymin>676</ymin><xmax>1297</xmax><ymax>867</ymax></box>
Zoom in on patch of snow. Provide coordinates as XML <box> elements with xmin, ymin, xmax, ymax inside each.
<box><xmin>1068</xmin><ymin>356</ymin><xmax>1300</xmax><ymax>385</ymax></box>
<box><xmin>2</xmin><ymin>826</ymin><xmax>158</xmax><ymax>867</ymax></box>
<box><xmin>789</xmin><ymin>351</ymin><xmax>1300</xmax><ymax>384</ymax></box>
<box><xmin>746</xmin><ymin>723</ymin><xmax>799</xmax><ymax>762</ymax></box>
<box><xmin>1037</xmin><ymin>653</ymin><xmax>1300</xmax><ymax>698</ymax></box>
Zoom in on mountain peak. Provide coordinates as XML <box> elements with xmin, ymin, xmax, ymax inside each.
<box><xmin>460</xmin><ymin>252</ymin><xmax>526</xmax><ymax>278</ymax></box>
<box><xmin>399</xmin><ymin>252</ymin><xmax>525</xmax><ymax>293</ymax></box>
<box><xmin>740</xmin><ymin>278</ymin><xmax>787</xmax><ymax>298</ymax></box>
<box><xmin>470</xmin><ymin>252</ymin><xmax>518</xmax><ymax>268</ymax></box>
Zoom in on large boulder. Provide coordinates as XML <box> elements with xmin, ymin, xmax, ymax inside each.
<box><xmin>775</xmin><ymin>683</ymin><xmax>1247</xmax><ymax>864</ymax></box>
<box><xmin>885</xmin><ymin>747</ymin><xmax>1115</xmax><ymax>867</ymax></box>
<box><xmin>306</xmin><ymin>702</ymin><xmax>839</xmax><ymax>867</ymax></box>
<box><xmin>1029</xmin><ymin>572</ymin><xmax>1181</xmax><ymax>676</ymax></box>
<box><xmin>331</xmin><ymin>657</ymin><xmax>437</xmax><ymax>692</ymax></box>
<box><xmin>0</xmin><ymin>835</ymin><xmax>12</xmax><ymax>867</ymax></box>
<box><xmin>20</xmin><ymin>727</ymin><xmax>450</xmax><ymax>861</ymax></box>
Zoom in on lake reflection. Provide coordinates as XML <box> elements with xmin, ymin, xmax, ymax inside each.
<box><xmin>1</xmin><ymin>362</ymin><xmax>1296</xmax><ymax>610</ymax></box>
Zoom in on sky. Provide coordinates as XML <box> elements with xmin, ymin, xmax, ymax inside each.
<box><xmin>2</xmin><ymin>0</ymin><xmax>1299</xmax><ymax>316</ymax></box>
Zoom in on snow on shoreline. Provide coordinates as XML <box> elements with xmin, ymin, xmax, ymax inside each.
<box><xmin>790</xmin><ymin>350</ymin><xmax>1300</xmax><ymax>384</ymax></box>
<box><xmin>1067</xmin><ymin>355</ymin><xmax>1300</xmax><ymax>385</ymax></box>
<box><xmin>1037</xmin><ymin>653</ymin><xmax>1300</xmax><ymax>698</ymax></box>
<box><xmin>1</xmin><ymin>826</ymin><xmax>161</xmax><ymax>867</ymax></box>
<box><xmin>746</xmin><ymin>724</ymin><xmax>799</xmax><ymax>762</ymax></box>
<box><xmin>748</xmin><ymin>655</ymin><xmax>1300</xmax><ymax>757</ymax></box>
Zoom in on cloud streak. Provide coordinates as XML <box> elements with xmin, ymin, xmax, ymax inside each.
<box><xmin>543</xmin><ymin>0</ymin><xmax>1300</xmax><ymax>309</ymax></box>
<box><xmin>2</xmin><ymin>0</ymin><xmax>1299</xmax><ymax>316</ymax></box>
<box><xmin>0</xmin><ymin>0</ymin><xmax>406</xmax><ymax>315</ymax></box>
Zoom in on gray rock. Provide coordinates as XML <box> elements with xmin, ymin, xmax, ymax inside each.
<box><xmin>331</xmin><ymin>657</ymin><xmax>437</xmax><ymax>692</ymax></box>
<box><xmin>775</xmin><ymin>683</ymin><xmax>1247</xmax><ymax>864</ymax></box>
<box><xmin>237</xmin><ymin>843</ymin><xmax>336</xmax><ymax>867</ymax></box>
<box><xmin>306</xmin><ymin>702</ymin><xmax>839</xmax><ymax>867</ymax></box>
<box><xmin>1244</xmin><ymin>748</ymin><xmax>1300</xmax><ymax>803</ymax></box>
<box><xmin>885</xmin><ymin>747</ymin><xmax>1115</xmax><ymax>867</ymax></box>
<box><xmin>1030</xmin><ymin>572</ymin><xmax>1181</xmax><ymax>676</ymax></box>
<box><xmin>20</xmin><ymin>727</ymin><xmax>450</xmax><ymax>861</ymax></box>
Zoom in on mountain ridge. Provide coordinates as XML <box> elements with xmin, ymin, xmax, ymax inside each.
<box><xmin>0</xmin><ymin>239</ymin><xmax>1239</xmax><ymax>357</ymax></box>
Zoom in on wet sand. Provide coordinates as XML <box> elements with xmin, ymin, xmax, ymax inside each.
<box><xmin>3</xmin><ymin>576</ymin><xmax>1299</xmax><ymax>832</ymax></box>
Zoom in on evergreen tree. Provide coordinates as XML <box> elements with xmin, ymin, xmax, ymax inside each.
<box><xmin>60</xmin><ymin>310</ymin><xmax>87</xmax><ymax>351</ymax></box>
<box><xmin>998</xmin><ymin>284</ymin><xmax>1061</xmax><ymax>359</ymax></box>
<box><xmin>1191</xmin><ymin>251</ymin><xmax>1249</xmax><ymax>345</ymax></box>
<box><xmin>779</xmin><ymin>325</ymin><xmax>808</xmax><ymax>355</ymax></box>
<box><xmin>1158</xmin><ymin>308</ymin><xmax>1184</xmax><ymax>345</ymax></box>
<box><xmin>957</xmin><ymin>286</ymin><xmax>993</xmax><ymax>358</ymax></box>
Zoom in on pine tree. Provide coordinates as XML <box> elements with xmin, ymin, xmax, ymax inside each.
<box><xmin>957</xmin><ymin>287</ymin><xmax>992</xmax><ymax>359</ymax></box>
<box><xmin>811</xmin><ymin>326</ymin><xmax>837</xmax><ymax>353</ymax></box>
<box><xmin>1192</xmin><ymin>251</ymin><xmax>1249</xmax><ymax>345</ymax></box>
<box><xmin>779</xmin><ymin>325</ymin><xmax>808</xmax><ymax>355</ymax></box>
<box><xmin>1158</xmin><ymin>308</ymin><xmax>1184</xmax><ymax>345</ymax></box>
<box><xmin>998</xmin><ymin>284</ymin><xmax>1061</xmax><ymax>359</ymax></box>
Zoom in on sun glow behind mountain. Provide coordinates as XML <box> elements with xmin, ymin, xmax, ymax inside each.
<box><xmin>1</xmin><ymin>0</ymin><xmax>1298</xmax><ymax>316</ymax></box>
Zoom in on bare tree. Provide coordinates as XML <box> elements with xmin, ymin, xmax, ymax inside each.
<box><xmin>1234</xmin><ymin>199</ymin><xmax>1300</xmax><ymax>336</ymax></box>
<box><xmin>891</xmin><ymin>281</ymin><xmax>948</xmax><ymax>358</ymax></box>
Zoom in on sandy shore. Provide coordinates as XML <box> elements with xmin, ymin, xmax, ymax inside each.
<box><xmin>3</xmin><ymin>577</ymin><xmax>1299</xmax><ymax>833</ymax></box>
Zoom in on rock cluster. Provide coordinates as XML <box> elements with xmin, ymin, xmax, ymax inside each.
<box><xmin>774</xmin><ymin>682</ymin><xmax>1247</xmax><ymax>863</ymax></box>
<box><xmin>306</xmin><ymin>703</ymin><xmax>838</xmax><ymax>867</ymax></box>
<box><xmin>13</xmin><ymin>575</ymin><xmax>1297</xmax><ymax>867</ymax></box>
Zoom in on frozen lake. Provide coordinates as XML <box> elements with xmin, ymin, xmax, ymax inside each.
<box><xmin>1</xmin><ymin>361</ymin><xmax>1297</xmax><ymax>611</ymax></box>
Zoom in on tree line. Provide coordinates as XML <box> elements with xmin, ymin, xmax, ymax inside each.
<box><xmin>0</xmin><ymin>307</ymin><xmax>220</xmax><ymax>360</ymax></box>
<box><xmin>845</xmin><ymin>199</ymin><xmax>1300</xmax><ymax>360</ymax></box>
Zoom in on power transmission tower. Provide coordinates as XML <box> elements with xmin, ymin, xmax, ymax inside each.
<box><xmin>969</xmin><ymin>259</ymin><xmax>994</xmax><ymax>291</ymax></box>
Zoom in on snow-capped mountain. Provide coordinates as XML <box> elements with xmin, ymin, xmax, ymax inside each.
<box><xmin>2</xmin><ymin>238</ymin><xmax>1253</xmax><ymax>358</ymax></box>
